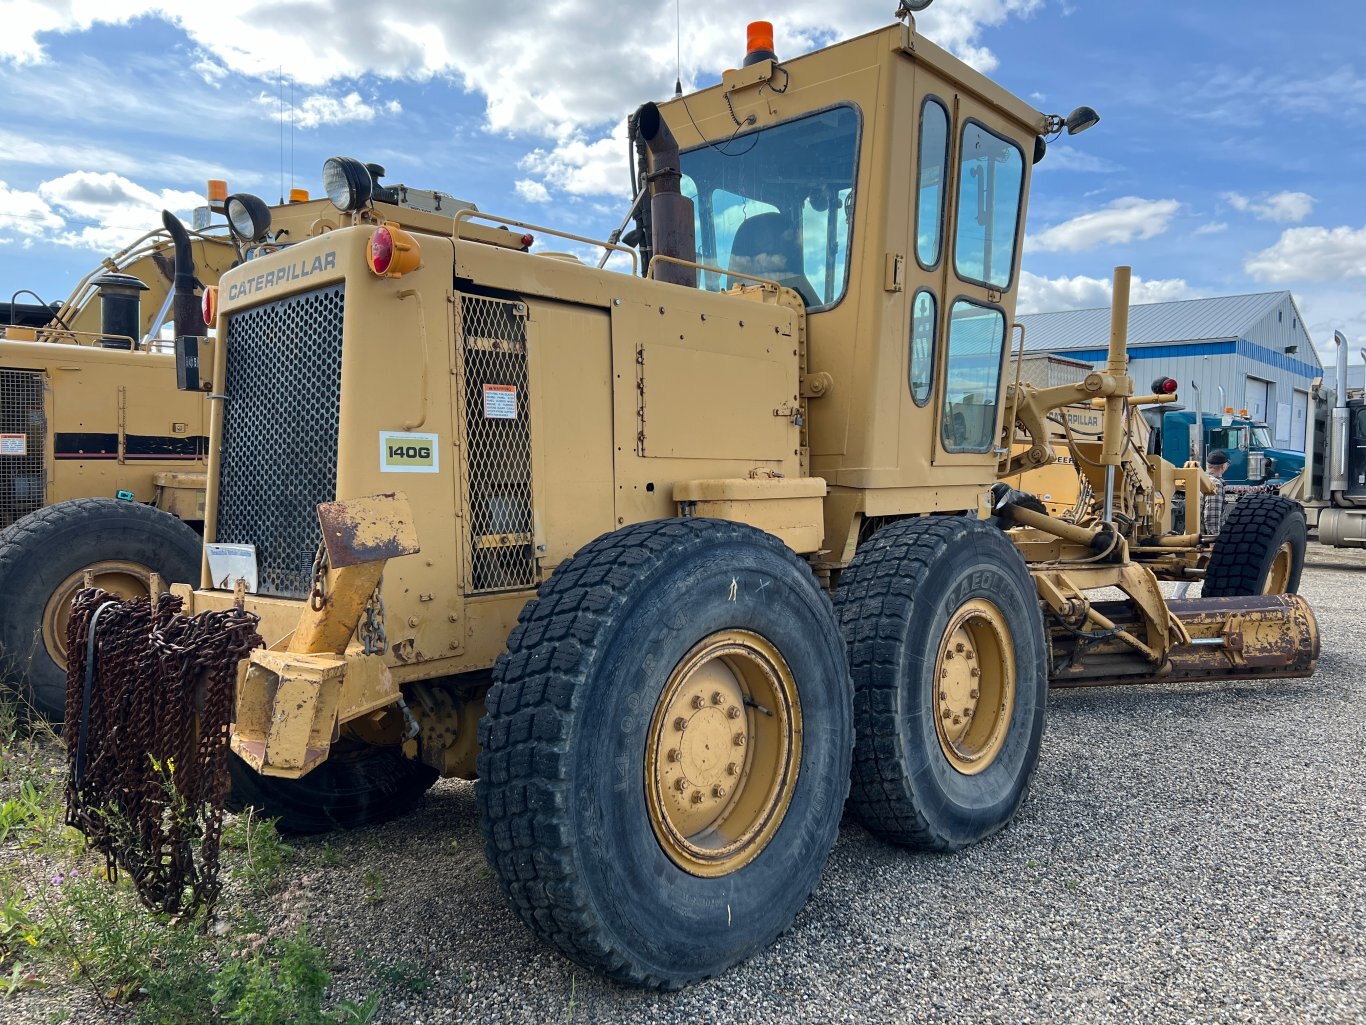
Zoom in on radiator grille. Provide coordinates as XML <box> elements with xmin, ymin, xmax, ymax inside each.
<box><xmin>0</xmin><ymin>370</ymin><xmax>46</xmax><ymax>528</ymax></box>
<box><xmin>216</xmin><ymin>285</ymin><xmax>344</xmax><ymax>598</ymax></box>
<box><xmin>460</xmin><ymin>296</ymin><xmax>536</xmax><ymax>593</ymax></box>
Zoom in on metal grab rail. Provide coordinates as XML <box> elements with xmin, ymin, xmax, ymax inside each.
<box><xmin>452</xmin><ymin>210</ymin><xmax>638</xmax><ymax>274</ymax></box>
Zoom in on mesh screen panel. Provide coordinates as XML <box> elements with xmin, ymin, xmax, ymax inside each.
<box><xmin>460</xmin><ymin>296</ymin><xmax>537</xmax><ymax>593</ymax></box>
<box><xmin>0</xmin><ymin>370</ymin><xmax>46</xmax><ymax>528</ymax></box>
<box><xmin>216</xmin><ymin>285</ymin><xmax>344</xmax><ymax>598</ymax></box>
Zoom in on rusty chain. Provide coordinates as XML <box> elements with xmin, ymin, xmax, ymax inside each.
<box><xmin>64</xmin><ymin>587</ymin><xmax>262</xmax><ymax>919</ymax></box>
<box><xmin>359</xmin><ymin>574</ymin><xmax>387</xmax><ymax>656</ymax></box>
<box><xmin>309</xmin><ymin>539</ymin><xmax>329</xmax><ymax>611</ymax></box>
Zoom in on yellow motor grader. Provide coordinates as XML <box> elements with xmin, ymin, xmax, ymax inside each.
<box><xmin>60</xmin><ymin>8</ymin><xmax>1316</xmax><ymax>988</ymax></box>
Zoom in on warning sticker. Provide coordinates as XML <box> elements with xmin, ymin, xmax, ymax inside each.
<box><xmin>483</xmin><ymin>383</ymin><xmax>518</xmax><ymax>420</ymax></box>
<box><xmin>0</xmin><ymin>434</ymin><xmax>26</xmax><ymax>456</ymax></box>
<box><xmin>379</xmin><ymin>431</ymin><xmax>440</xmax><ymax>474</ymax></box>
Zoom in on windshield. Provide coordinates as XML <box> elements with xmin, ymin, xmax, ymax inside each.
<box><xmin>681</xmin><ymin>106</ymin><xmax>860</xmax><ymax>310</ymax></box>
<box><xmin>1209</xmin><ymin>425</ymin><xmax>1248</xmax><ymax>451</ymax></box>
<box><xmin>1250</xmin><ymin>426</ymin><xmax>1273</xmax><ymax>448</ymax></box>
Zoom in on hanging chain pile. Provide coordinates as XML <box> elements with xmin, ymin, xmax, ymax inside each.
<box><xmin>64</xmin><ymin>587</ymin><xmax>262</xmax><ymax>918</ymax></box>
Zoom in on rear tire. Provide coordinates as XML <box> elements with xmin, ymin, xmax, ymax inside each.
<box><xmin>1202</xmin><ymin>493</ymin><xmax>1306</xmax><ymax>596</ymax></box>
<box><xmin>226</xmin><ymin>747</ymin><xmax>437</xmax><ymax>835</ymax></box>
<box><xmin>476</xmin><ymin>518</ymin><xmax>852</xmax><ymax>988</ymax></box>
<box><xmin>835</xmin><ymin>517</ymin><xmax>1048</xmax><ymax>850</ymax></box>
<box><xmin>0</xmin><ymin>498</ymin><xmax>202</xmax><ymax>722</ymax></box>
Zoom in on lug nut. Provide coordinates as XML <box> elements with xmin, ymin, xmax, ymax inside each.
<box><xmin>674</xmin><ymin>777</ymin><xmax>689</xmax><ymax>792</ymax></box>
<box><xmin>942</xmin><ymin>710</ymin><xmax>952</xmax><ymax>720</ymax></box>
<box><xmin>955</xmin><ymin>642</ymin><xmax>965</xmax><ymax>653</ymax></box>
<box><xmin>945</xmin><ymin>650</ymin><xmax>954</xmax><ymax>660</ymax></box>
<box><xmin>952</xmin><ymin>715</ymin><xmax>961</xmax><ymax>725</ymax></box>
<box><xmin>941</xmin><ymin>668</ymin><xmax>949</xmax><ymax>678</ymax></box>
<box><xmin>939</xmin><ymin>690</ymin><xmax>947</xmax><ymax>701</ymax></box>
<box><xmin>713</xmin><ymin>785</ymin><xmax>727</xmax><ymax>799</ymax></box>
<box><xmin>711</xmin><ymin>691</ymin><xmax>724</xmax><ymax>705</ymax></box>
<box><xmin>727</xmin><ymin>705</ymin><xmax>741</xmax><ymax>720</ymax></box>
<box><xmin>691</xmin><ymin>790</ymin><xmax>705</xmax><ymax>805</ymax></box>
<box><xmin>667</xmin><ymin>748</ymin><xmax>682</xmax><ymax>762</ymax></box>
<box><xmin>965</xmin><ymin>651</ymin><xmax>974</xmax><ymax>661</ymax></box>
<box><xmin>674</xmin><ymin>717</ymin><xmax>689</xmax><ymax>731</ymax></box>
<box><xmin>969</xmin><ymin>689</ymin><xmax>979</xmax><ymax>700</ymax></box>
<box><xmin>733</xmin><ymin>732</ymin><xmax>746</xmax><ymax>746</ymax></box>
<box><xmin>691</xmin><ymin>695</ymin><xmax>705</xmax><ymax>710</ymax></box>
<box><xmin>726</xmin><ymin>762</ymin><xmax>738</xmax><ymax>776</ymax></box>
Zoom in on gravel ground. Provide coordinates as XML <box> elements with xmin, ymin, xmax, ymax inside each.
<box><xmin>7</xmin><ymin>547</ymin><xmax>1364</xmax><ymax>1024</ymax></box>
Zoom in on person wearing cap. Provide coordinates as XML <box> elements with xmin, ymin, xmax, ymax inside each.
<box><xmin>1174</xmin><ymin>449</ymin><xmax>1234</xmax><ymax>598</ymax></box>
<box><xmin>1202</xmin><ymin>449</ymin><xmax>1231</xmax><ymax>535</ymax></box>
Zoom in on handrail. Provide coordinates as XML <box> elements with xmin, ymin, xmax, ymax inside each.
<box><xmin>0</xmin><ymin>325</ymin><xmax>143</xmax><ymax>351</ymax></box>
<box><xmin>645</xmin><ymin>254</ymin><xmax>782</xmax><ymax>292</ymax></box>
<box><xmin>452</xmin><ymin>209</ymin><xmax>638</xmax><ymax>273</ymax></box>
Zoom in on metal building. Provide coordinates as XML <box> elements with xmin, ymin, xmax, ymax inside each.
<box><xmin>1018</xmin><ymin>292</ymin><xmax>1323</xmax><ymax>451</ymax></box>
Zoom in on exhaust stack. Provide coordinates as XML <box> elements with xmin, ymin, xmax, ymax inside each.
<box><xmin>634</xmin><ymin>102</ymin><xmax>696</xmax><ymax>288</ymax></box>
<box><xmin>161</xmin><ymin>211</ymin><xmax>205</xmax><ymax>340</ymax></box>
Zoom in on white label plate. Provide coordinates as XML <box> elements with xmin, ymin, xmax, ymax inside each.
<box><xmin>379</xmin><ymin>431</ymin><xmax>440</xmax><ymax>473</ymax></box>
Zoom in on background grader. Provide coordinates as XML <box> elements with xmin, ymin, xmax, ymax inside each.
<box><xmin>60</xmin><ymin>9</ymin><xmax>1317</xmax><ymax>989</ymax></box>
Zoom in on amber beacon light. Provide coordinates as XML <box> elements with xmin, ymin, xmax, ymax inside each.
<box><xmin>744</xmin><ymin>21</ymin><xmax>777</xmax><ymax>66</ymax></box>
<box><xmin>368</xmin><ymin>222</ymin><xmax>422</xmax><ymax>277</ymax></box>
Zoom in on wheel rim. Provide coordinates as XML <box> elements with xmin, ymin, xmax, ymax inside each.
<box><xmin>645</xmin><ymin>630</ymin><xmax>802</xmax><ymax>878</ymax></box>
<box><xmin>41</xmin><ymin>561</ymin><xmax>153</xmax><ymax>670</ymax></box>
<box><xmin>1264</xmin><ymin>542</ymin><xmax>1294</xmax><ymax>594</ymax></box>
<box><xmin>932</xmin><ymin>598</ymin><xmax>1016</xmax><ymax>776</ymax></box>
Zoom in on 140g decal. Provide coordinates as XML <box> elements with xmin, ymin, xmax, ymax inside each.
<box><xmin>379</xmin><ymin>431</ymin><xmax>440</xmax><ymax>473</ymax></box>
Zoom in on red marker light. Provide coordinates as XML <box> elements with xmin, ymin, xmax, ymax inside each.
<box><xmin>370</xmin><ymin>225</ymin><xmax>394</xmax><ymax>275</ymax></box>
<box><xmin>520</xmin><ymin>233</ymin><xmax>534</xmax><ymax>249</ymax></box>
<box><xmin>1151</xmin><ymin>376</ymin><xmax>1178</xmax><ymax>395</ymax></box>
<box><xmin>201</xmin><ymin>285</ymin><xmax>218</xmax><ymax>326</ymax></box>
<box><xmin>367</xmin><ymin>222</ymin><xmax>422</xmax><ymax>277</ymax></box>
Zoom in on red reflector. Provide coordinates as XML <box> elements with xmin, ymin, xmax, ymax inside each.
<box><xmin>1151</xmin><ymin>376</ymin><xmax>1178</xmax><ymax>395</ymax></box>
<box><xmin>370</xmin><ymin>225</ymin><xmax>393</xmax><ymax>275</ymax></box>
<box><xmin>520</xmin><ymin>233</ymin><xmax>534</xmax><ymax>249</ymax></box>
<box><xmin>201</xmin><ymin>286</ymin><xmax>217</xmax><ymax>326</ymax></box>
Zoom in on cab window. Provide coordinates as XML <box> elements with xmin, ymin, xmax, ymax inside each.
<box><xmin>682</xmin><ymin>106</ymin><xmax>860</xmax><ymax>310</ymax></box>
<box><xmin>908</xmin><ymin>289</ymin><xmax>937</xmax><ymax>406</ymax></box>
<box><xmin>954</xmin><ymin>120</ymin><xmax>1025</xmax><ymax>290</ymax></box>
<box><xmin>941</xmin><ymin>299</ymin><xmax>1006</xmax><ymax>452</ymax></box>
<box><xmin>916</xmin><ymin>97</ymin><xmax>950</xmax><ymax>269</ymax></box>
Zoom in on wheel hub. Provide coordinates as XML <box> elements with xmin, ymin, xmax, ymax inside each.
<box><xmin>41</xmin><ymin>560</ymin><xmax>153</xmax><ymax>670</ymax></box>
<box><xmin>1264</xmin><ymin>541</ymin><xmax>1293</xmax><ymax>594</ymax></box>
<box><xmin>645</xmin><ymin>630</ymin><xmax>800</xmax><ymax>877</ymax></box>
<box><xmin>932</xmin><ymin>599</ymin><xmax>1015</xmax><ymax>775</ymax></box>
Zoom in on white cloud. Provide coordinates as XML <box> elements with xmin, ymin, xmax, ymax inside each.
<box><xmin>1017</xmin><ymin>270</ymin><xmax>1194</xmax><ymax>314</ymax></box>
<box><xmin>1192</xmin><ymin>222</ymin><xmax>1228</xmax><ymax>236</ymax></box>
<box><xmin>0</xmin><ymin>1</ymin><xmax>1042</xmax><ymax>142</ymax></box>
<box><xmin>1029</xmin><ymin>197</ymin><xmax>1181</xmax><ymax>253</ymax></box>
<box><xmin>519</xmin><ymin>123</ymin><xmax>632</xmax><ymax>199</ymax></box>
<box><xmin>192</xmin><ymin>56</ymin><xmax>229</xmax><ymax>86</ymax></box>
<box><xmin>1245</xmin><ymin>225</ymin><xmax>1366</xmax><ymax>283</ymax></box>
<box><xmin>253</xmin><ymin>90</ymin><xmax>398</xmax><ymax>129</ymax></box>
<box><xmin>0</xmin><ymin>180</ymin><xmax>64</xmax><ymax>236</ymax></box>
<box><xmin>34</xmin><ymin>171</ymin><xmax>205</xmax><ymax>251</ymax></box>
<box><xmin>1223</xmin><ymin>190</ymin><xmax>1315</xmax><ymax>224</ymax></box>
<box><xmin>514</xmin><ymin>179</ymin><xmax>551</xmax><ymax>204</ymax></box>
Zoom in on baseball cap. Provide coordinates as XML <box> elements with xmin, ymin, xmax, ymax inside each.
<box><xmin>1207</xmin><ymin>450</ymin><xmax>1229</xmax><ymax>466</ymax></box>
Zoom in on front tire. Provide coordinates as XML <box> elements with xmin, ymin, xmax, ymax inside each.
<box><xmin>0</xmin><ymin>498</ymin><xmax>202</xmax><ymax>722</ymax></box>
<box><xmin>476</xmin><ymin>518</ymin><xmax>852</xmax><ymax>988</ymax></box>
<box><xmin>1202</xmin><ymin>493</ymin><xmax>1306</xmax><ymax>596</ymax></box>
<box><xmin>226</xmin><ymin>746</ymin><xmax>437</xmax><ymax>835</ymax></box>
<box><xmin>835</xmin><ymin>517</ymin><xmax>1048</xmax><ymax>850</ymax></box>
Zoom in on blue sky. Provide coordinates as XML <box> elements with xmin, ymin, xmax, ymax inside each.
<box><xmin>1</xmin><ymin>0</ymin><xmax>1363</xmax><ymax>364</ymax></box>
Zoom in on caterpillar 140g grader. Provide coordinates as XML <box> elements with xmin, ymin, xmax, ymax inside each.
<box><xmin>60</xmin><ymin>7</ymin><xmax>1317</xmax><ymax>988</ymax></box>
